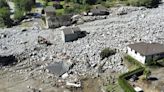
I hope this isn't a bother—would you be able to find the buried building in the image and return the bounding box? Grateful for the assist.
[61,27,87,42]
[45,15,72,29]
[88,6,110,16]
[46,61,72,77]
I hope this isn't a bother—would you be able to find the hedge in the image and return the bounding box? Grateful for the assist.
[118,78,135,92]
[118,67,145,92]
[126,0,161,8]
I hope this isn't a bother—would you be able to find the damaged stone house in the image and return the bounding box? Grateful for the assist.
[44,6,72,28]
[45,15,72,28]
[61,27,87,42]
[127,42,164,64]
[89,6,110,16]
[46,61,71,77]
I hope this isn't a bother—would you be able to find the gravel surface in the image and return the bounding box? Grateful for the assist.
[0,3,164,92]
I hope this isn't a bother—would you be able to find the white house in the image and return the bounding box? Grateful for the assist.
[127,42,164,64]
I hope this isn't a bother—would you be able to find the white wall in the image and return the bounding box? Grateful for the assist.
[61,31,65,42]
[127,47,146,64]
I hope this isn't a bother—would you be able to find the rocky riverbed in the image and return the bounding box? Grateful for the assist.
[0,2,164,92]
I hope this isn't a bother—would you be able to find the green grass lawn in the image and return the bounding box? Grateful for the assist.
[60,1,65,5]
[48,1,54,6]
[37,0,46,5]
[56,9,65,16]
[106,84,123,92]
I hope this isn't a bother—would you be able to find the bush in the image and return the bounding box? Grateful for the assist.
[0,7,13,27]
[0,0,9,8]
[64,7,75,14]
[0,17,5,27]
[85,0,98,5]
[100,48,116,60]
[82,4,92,12]
[101,0,119,8]
[64,4,85,14]
[14,10,24,20]
[127,0,161,8]
[53,3,63,9]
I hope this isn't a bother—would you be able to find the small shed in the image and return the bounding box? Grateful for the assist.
[89,6,109,16]
[46,61,71,77]
[45,14,72,28]
[61,27,80,42]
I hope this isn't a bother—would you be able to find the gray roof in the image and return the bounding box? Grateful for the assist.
[44,6,55,12]
[62,27,81,35]
[46,61,70,77]
[128,42,164,55]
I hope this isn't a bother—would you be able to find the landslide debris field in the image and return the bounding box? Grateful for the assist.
[0,3,164,92]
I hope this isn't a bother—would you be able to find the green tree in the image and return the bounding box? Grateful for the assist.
[14,0,34,13]
[14,10,24,20]
[0,0,9,8]
[0,0,12,27]
[0,17,5,27]
[0,7,10,18]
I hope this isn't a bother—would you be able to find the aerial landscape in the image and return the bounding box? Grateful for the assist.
[0,0,164,92]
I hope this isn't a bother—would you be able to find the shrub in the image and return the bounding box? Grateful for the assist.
[100,48,116,60]
[127,0,161,8]
[53,3,63,9]
[64,7,75,14]
[82,4,92,12]
[0,7,13,27]
[0,0,9,8]
[64,4,85,14]
[85,0,98,5]
[14,10,24,20]
[101,0,120,8]
[0,17,5,27]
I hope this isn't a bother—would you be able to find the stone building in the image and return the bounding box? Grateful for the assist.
[45,15,72,29]
[61,27,86,42]
[89,6,109,16]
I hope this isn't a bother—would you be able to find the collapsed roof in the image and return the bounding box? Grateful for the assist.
[46,61,72,77]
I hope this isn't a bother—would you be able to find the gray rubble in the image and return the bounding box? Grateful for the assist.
[0,3,164,91]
